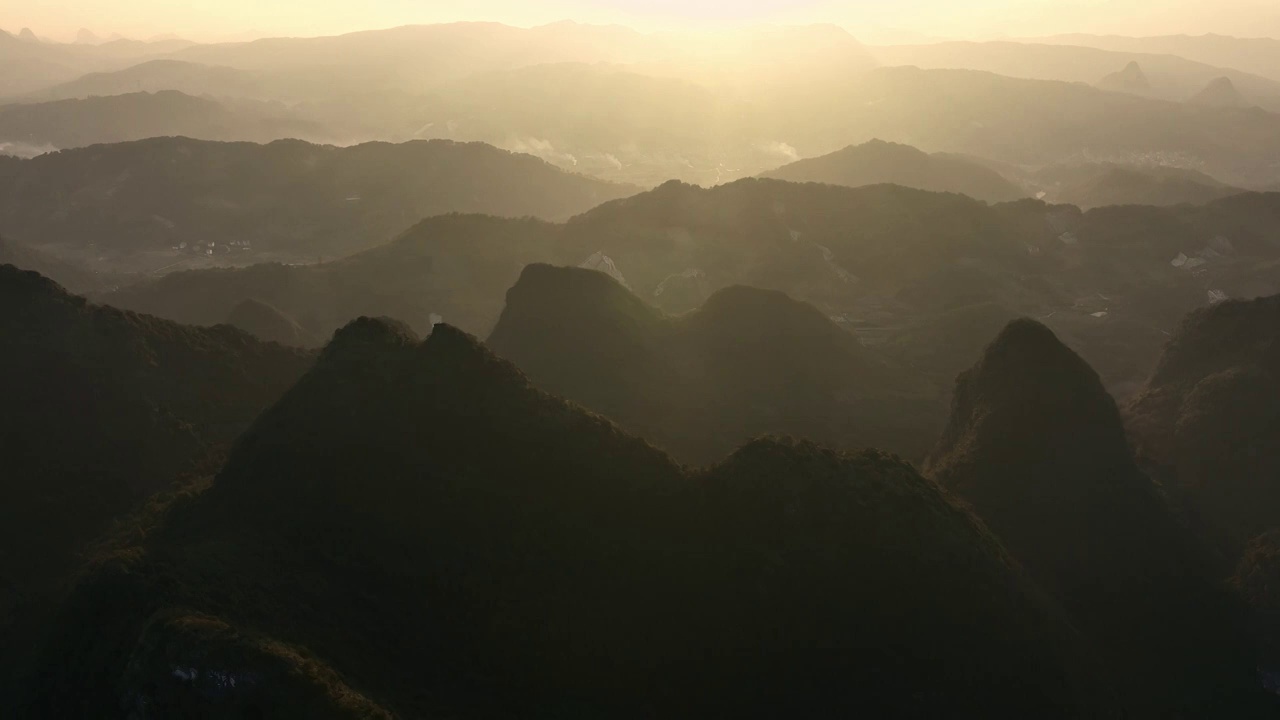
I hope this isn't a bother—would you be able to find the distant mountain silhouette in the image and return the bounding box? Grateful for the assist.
[1029,161,1244,209]
[1035,34,1280,84]
[0,90,325,150]
[0,136,638,263]
[1096,60,1153,95]
[0,265,311,664]
[1192,77,1250,108]
[488,264,939,464]
[760,139,1026,203]
[225,298,317,347]
[925,318,1257,712]
[1127,294,1280,554]
[872,41,1280,110]
[21,317,1089,717]
[28,59,268,102]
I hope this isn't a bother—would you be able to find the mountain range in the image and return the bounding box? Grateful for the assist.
[17,316,1092,717]
[0,136,637,270]
[97,180,1280,397]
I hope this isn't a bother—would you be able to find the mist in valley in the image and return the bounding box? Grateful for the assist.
[2,2,1280,717]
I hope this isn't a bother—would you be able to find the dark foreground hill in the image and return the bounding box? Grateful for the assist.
[925,318,1260,713]
[18,318,1091,717]
[0,136,638,268]
[488,264,939,464]
[0,265,312,657]
[1127,294,1280,554]
[758,139,1027,204]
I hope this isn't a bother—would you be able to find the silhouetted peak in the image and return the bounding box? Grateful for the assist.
[420,322,532,389]
[319,316,419,366]
[1097,61,1151,93]
[973,318,1101,388]
[0,263,67,298]
[846,138,922,156]
[17,28,38,42]
[495,263,658,332]
[1191,76,1248,108]
[0,264,81,315]
[653,178,698,195]
[693,285,831,331]
[513,262,627,298]
[926,318,1131,477]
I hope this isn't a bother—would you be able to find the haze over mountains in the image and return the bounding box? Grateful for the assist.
[8,22,1280,190]
[5,9,1280,717]
[99,178,1280,403]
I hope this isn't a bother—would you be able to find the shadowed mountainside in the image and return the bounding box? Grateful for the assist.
[20,318,1090,717]
[0,265,312,653]
[1127,294,1280,555]
[925,318,1258,713]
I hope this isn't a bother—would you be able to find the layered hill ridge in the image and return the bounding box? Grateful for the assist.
[26,316,1089,717]
[488,264,939,464]
[759,139,1027,203]
[926,318,1256,712]
[0,90,324,151]
[103,179,1280,396]
[0,136,638,264]
[1028,162,1244,209]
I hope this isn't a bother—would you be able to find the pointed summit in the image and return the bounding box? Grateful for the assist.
[1190,76,1249,108]
[74,28,99,44]
[17,28,38,43]
[926,318,1253,710]
[926,318,1132,486]
[1096,60,1151,95]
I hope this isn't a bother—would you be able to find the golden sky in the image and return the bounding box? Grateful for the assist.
[10,0,1280,43]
